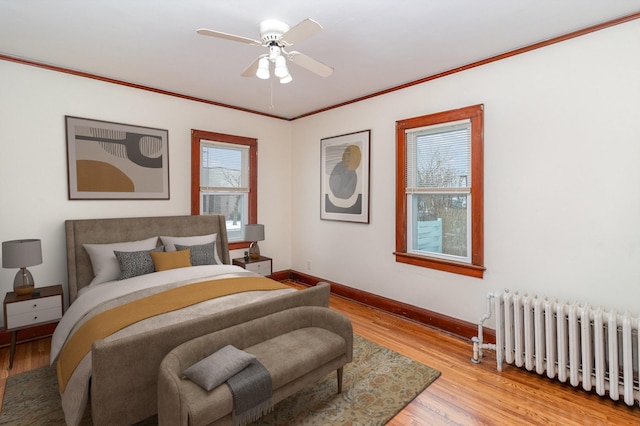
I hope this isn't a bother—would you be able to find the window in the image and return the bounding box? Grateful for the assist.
[395,104,485,278]
[191,130,257,249]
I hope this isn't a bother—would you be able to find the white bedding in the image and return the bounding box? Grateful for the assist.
[51,264,294,425]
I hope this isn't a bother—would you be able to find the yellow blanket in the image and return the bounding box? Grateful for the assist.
[56,276,289,392]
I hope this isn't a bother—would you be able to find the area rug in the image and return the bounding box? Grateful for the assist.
[0,335,440,425]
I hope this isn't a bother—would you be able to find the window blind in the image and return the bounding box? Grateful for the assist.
[200,141,249,192]
[406,119,471,193]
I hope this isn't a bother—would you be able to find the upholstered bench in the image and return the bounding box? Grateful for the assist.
[157,306,353,426]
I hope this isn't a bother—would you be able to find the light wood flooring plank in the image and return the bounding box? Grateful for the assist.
[0,282,639,425]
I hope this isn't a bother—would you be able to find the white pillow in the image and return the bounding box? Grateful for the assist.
[160,233,222,264]
[84,237,158,285]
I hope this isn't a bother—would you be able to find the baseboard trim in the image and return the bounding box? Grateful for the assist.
[2,271,494,347]
[286,270,495,342]
[269,270,291,282]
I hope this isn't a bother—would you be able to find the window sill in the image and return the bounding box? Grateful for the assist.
[394,252,485,278]
[229,241,251,251]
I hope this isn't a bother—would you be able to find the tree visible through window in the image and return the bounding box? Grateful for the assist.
[395,105,485,278]
[191,130,257,249]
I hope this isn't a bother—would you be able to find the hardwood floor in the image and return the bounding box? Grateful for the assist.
[1,283,639,425]
[0,335,51,401]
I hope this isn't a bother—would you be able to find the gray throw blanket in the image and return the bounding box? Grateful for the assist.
[226,360,273,426]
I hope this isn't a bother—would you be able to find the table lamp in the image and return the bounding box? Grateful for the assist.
[2,239,43,296]
[244,224,265,260]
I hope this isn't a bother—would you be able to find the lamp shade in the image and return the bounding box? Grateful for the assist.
[2,239,42,268]
[280,73,293,84]
[274,55,289,78]
[256,57,270,80]
[244,224,265,242]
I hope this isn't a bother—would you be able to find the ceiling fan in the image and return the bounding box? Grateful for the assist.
[197,18,333,84]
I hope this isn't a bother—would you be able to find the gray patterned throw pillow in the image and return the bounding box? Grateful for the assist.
[114,246,164,280]
[175,242,217,266]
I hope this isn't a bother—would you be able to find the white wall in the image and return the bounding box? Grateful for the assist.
[2,19,639,330]
[0,61,292,318]
[290,19,640,324]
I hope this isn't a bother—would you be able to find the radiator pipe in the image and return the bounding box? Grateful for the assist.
[471,292,497,364]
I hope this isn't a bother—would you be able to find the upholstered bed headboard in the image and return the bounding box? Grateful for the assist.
[65,215,230,303]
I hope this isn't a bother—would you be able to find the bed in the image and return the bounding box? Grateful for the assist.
[53,215,331,426]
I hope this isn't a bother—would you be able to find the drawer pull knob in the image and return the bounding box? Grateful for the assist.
[33,304,37,308]
[34,316,38,320]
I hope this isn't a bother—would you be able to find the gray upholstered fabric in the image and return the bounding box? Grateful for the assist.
[157,305,353,426]
[65,215,231,302]
[90,282,332,426]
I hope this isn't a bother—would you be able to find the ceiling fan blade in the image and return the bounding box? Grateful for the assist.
[196,28,262,46]
[241,56,263,77]
[280,18,323,45]
[287,51,333,77]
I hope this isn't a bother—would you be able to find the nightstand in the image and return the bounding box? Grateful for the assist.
[233,255,272,277]
[3,284,63,369]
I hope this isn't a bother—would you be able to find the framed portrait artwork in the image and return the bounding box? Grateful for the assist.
[65,116,169,200]
[320,130,370,223]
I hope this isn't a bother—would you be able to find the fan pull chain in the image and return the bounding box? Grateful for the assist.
[269,77,275,110]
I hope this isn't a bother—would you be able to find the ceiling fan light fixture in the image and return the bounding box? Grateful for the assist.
[260,20,290,44]
[274,55,289,78]
[197,18,332,81]
[269,45,281,60]
[280,73,293,84]
[256,57,270,79]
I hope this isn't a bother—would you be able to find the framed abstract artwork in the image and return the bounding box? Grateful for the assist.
[320,130,370,223]
[65,116,169,200]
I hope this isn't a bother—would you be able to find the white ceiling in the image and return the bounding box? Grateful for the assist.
[1,1,639,119]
